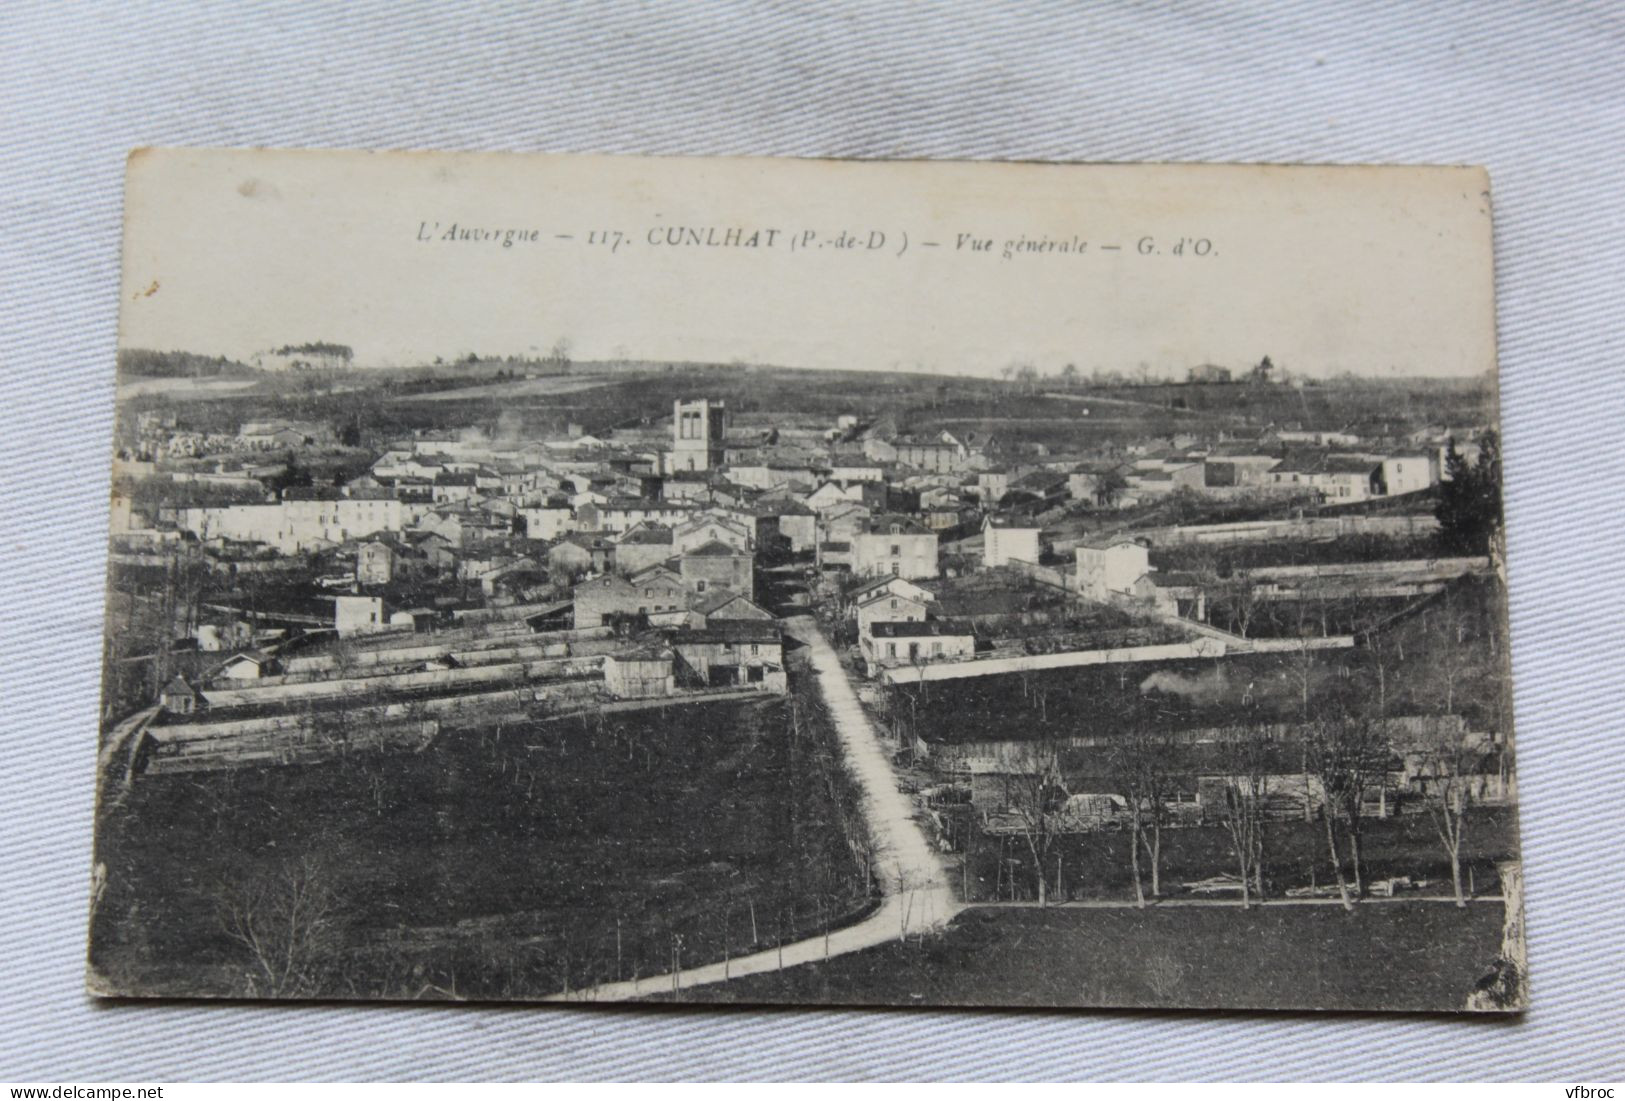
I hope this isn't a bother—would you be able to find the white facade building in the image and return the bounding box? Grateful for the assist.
[335,595,389,636]
[1075,536,1150,600]
[982,515,1042,568]
[176,496,404,554]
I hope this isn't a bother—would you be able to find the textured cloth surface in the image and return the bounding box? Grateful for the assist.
[3,1,1623,1082]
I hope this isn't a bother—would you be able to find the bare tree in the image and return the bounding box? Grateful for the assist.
[212,854,346,997]
[1187,550,1261,638]
[1284,637,1319,719]
[998,743,1066,906]
[1214,726,1271,908]
[546,336,574,373]
[884,680,924,751]
[1108,722,1180,906]
[1425,585,1485,716]
[1415,723,1491,906]
[308,693,356,757]
[309,679,387,759]
[1306,711,1390,907]
[1350,592,1400,718]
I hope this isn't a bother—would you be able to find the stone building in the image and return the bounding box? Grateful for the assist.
[573,572,689,629]
[679,539,754,595]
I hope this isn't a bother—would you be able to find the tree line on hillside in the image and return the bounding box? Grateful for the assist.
[271,342,353,362]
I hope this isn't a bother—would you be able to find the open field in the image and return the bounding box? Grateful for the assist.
[664,900,1508,1011]
[394,375,618,402]
[90,673,872,1000]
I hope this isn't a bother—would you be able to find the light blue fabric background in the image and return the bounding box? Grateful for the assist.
[3,1,1623,1082]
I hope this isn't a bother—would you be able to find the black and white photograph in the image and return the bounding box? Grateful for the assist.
[85,148,1525,1014]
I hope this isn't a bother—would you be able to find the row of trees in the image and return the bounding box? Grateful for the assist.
[955,574,1508,911]
[117,348,252,378]
[430,337,573,373]
[986,710,1492,913]
[270,341,353,366]
[997,355,1281,391]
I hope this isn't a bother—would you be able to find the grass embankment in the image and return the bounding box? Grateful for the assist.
[670,901,1507,1012]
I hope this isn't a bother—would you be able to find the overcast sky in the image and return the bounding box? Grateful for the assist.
[120,149,1496,379]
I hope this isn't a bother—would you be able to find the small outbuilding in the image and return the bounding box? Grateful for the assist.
[218,648,279,680]
[159,675,203,715]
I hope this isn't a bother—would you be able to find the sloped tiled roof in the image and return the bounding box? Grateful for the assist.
[617,524,674,545]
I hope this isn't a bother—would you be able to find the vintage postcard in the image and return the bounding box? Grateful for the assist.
[91,149,1523,1012]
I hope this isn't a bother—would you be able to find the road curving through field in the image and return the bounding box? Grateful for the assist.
[545,614,959,1002]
